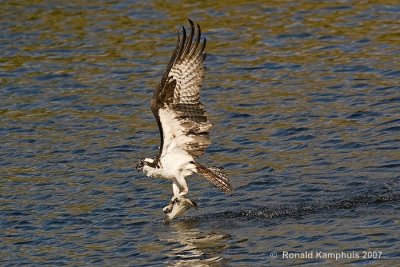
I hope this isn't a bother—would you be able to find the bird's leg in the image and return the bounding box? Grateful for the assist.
[171,181,180,202]
[176,176,189,199]
[163,182,180,214]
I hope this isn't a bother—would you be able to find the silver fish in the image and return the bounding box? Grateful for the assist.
[164,198,198,223]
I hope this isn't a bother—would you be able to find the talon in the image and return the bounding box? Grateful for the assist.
[163,207,171,214]
[163,203,173,214]
[171,197,180,204]
[190,199,198,210]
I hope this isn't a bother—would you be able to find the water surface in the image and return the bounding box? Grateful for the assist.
[1,1,399,266]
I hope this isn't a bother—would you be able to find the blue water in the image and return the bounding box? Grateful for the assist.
[1,1,399,266]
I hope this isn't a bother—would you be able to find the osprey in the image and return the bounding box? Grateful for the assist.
[136,19,233,220]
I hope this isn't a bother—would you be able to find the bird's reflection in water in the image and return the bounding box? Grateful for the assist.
[159,220,231,266]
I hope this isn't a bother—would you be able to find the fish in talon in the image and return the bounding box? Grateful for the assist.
[164,197,198,223]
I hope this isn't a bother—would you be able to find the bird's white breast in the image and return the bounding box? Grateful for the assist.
[160,147,195,179]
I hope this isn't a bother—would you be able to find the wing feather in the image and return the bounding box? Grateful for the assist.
[152,19,211,159]
[195,163,233,193]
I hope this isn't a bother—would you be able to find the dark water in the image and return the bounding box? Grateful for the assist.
[1,1,400,266]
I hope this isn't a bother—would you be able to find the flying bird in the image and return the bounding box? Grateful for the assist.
[136,19,233,220]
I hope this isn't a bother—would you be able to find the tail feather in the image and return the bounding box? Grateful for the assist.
[195,163,233,193]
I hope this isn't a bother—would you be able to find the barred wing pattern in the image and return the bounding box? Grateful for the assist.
[195,163,233,193]
[152,20,212,159]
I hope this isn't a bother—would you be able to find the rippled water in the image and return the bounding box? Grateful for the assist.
[1,1,399,266]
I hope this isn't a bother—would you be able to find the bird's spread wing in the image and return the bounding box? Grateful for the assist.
[151,20,212,160]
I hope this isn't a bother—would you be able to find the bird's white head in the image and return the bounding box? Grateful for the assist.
[135,158,155,172]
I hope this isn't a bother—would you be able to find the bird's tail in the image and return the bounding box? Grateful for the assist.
[195,163,233,193]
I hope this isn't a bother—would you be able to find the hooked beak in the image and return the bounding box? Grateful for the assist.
[136,160,144,171]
